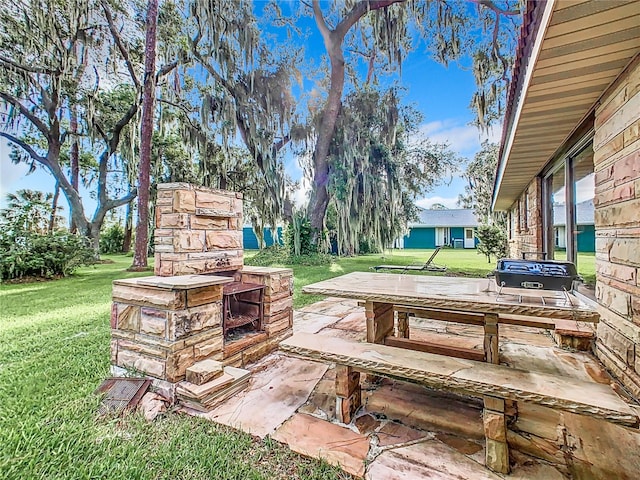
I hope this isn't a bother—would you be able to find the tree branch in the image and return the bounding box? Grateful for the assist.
[156,59,179,80]
[101,188,138,214]
[0,92,51,139]
[109,100,139,155]
[335,0,406,40]
[0,131,48,165]
[312,0,332,44]
[0,56,60,75]
[491,12,509,81]
[472,0,519,16]
[191,46,236,95]
[100,0,141,89]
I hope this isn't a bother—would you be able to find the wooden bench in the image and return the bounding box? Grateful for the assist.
[280,332,638,474]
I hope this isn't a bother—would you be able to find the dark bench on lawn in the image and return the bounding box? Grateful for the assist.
[280,332,638,474]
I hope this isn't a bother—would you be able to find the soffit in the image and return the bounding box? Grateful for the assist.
[494,0,640,210]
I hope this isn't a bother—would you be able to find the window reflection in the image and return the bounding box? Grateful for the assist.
[543,141,595,286]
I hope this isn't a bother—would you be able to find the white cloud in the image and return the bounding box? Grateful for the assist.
[415,196,461,210]
[418,119,502,158]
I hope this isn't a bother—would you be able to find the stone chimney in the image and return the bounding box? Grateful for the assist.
[154,183,244,277]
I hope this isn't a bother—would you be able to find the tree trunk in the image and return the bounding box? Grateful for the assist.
[308,37,345,243]
[122,198,134,253]
[132,0,158,269]
[307,0,403,244]
[70,107,79,233]
[49,181,60,233]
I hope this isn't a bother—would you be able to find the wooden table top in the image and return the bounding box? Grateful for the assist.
[302,272,599,322]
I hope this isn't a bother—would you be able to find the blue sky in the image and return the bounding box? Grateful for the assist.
[0,2,501,215]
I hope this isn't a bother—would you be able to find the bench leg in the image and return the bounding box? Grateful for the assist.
[483,313,500,364]
[397,311,410,339]
[483,396,509,474]
[335,365,361,424]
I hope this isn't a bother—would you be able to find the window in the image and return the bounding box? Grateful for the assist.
[542,135,594,281]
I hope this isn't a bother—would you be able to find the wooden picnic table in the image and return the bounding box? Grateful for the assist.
[301,272,599,364]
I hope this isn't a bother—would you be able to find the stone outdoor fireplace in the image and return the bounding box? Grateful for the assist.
[110,183,293,400]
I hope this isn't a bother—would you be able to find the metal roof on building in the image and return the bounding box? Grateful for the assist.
[410,208,479,228]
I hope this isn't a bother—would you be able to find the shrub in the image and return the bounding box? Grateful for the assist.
[100,224,126,254]
[0,232,95,280]
[475,224,508,263]
[283,213,315,256]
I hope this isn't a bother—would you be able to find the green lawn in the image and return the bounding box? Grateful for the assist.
[0,248,594,478]
[245,248,499,308]
[0,256,349,480]
[551,250,596,286]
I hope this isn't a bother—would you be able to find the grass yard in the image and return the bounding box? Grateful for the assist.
[246,248,501,309]
[0,248,594,478]
[0,256,350,480]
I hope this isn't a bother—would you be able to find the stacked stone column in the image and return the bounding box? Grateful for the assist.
[155,183,244,276]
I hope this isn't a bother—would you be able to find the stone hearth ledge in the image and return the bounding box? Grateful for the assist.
[114,274,233,290]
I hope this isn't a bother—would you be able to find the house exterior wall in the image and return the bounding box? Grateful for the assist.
[242,227,283,250]
[506,178,544,258]
[577,224,595,253]
[402,227,478,249]
[450,227,464,246]
[403,227,436,249]
[592,60,640,397]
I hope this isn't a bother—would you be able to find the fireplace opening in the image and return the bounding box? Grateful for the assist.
[223,282,265,340]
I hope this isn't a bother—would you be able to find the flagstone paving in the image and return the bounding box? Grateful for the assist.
[199,354,327,438]
[185,296,639,479]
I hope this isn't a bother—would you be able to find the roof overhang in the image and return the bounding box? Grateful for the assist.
[493,0,640,211]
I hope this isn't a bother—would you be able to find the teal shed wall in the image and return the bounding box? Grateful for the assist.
[402,226,478,249]
[243,227,283,249]
[450,227,464,245]
[577,224,595,252]
[403,227,436,249]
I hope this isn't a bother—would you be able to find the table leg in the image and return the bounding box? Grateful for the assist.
[484,313,499,364]
[365,301,375,343]
[365,301,394,344]
[397,311,410,339]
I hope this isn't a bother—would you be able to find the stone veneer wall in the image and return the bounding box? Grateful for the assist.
[111,277,226,397]
[155,183,244,276]
[506,177,544,258]
[592,58,640,398]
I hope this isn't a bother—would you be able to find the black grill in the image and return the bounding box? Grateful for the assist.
[494,258,579,291]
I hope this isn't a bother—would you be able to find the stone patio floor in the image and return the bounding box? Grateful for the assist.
[180,297,640,479]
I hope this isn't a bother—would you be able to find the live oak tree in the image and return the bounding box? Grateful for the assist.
[188,1,300,226]
[321,87,458,255]
[0,0,142,252]
[304,0,520,243]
